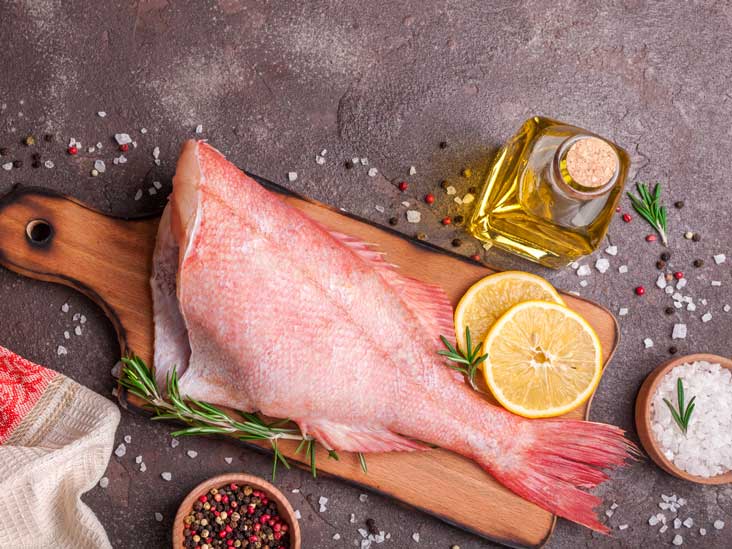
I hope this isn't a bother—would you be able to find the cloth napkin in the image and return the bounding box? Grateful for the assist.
[0,345,120,548]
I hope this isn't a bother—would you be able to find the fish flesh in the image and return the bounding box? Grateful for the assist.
[152,140,636,532]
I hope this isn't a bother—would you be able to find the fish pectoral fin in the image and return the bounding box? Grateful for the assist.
[299,420,428,453]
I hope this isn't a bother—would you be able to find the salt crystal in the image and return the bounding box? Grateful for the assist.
[94,160,106,173]
[148,187,157,196]
[401,201,410,207]
[665,286,675,295]
[2,162,12,171]
[195,124,203,134]
[713,254,726,265]
[134,189,143,201]
[406,210,421,223]
[605,509,614,517]
[412,532,420,542]
[454,196,463,205]
[674,518,682,529]
[595,257,610,274]
[375,205,385,213]
[446,186,456,195]
[701,299,708,306]
[659,524,668,533]
[224,457,233,464]
[187,450,198,459]
[318,496,328,512]
[140,128,147,134]
[409,166,416,176]
[152,146,160,159]
[618,265,628,274]
[351,157,360,165]
[97,111,106,117]
[349,513,356,523]
[96,142,103,149]
[674,302,682,309]
[672,534,683,546]
[294,510,301,519]
[44,160,55,169]
[61,303,69,313]
[75,326,82,336]
[649,515,659,526]
[579,280,588,287]
[114,133,132,145]
[686,302,696,312]
[672,324,687,339]
[287,172,298,182]
[701,312,712,323]
[315,155,325,165]
[577,265,591,277]
[153,181,162,189]
[359,493,368,502]
[123,435,131,444]
[618,524,628,530]
[73,313,80,322]
[610,502,618,510]
[135,455,142,464]
[57,345,67,356]
[619,308,628,316]
[170,438,179,448]
[713,520,725,530]
[114,443,126,457]
[117,155,127,164]
[161,472,172,481]
[462,193,475,204]
[712,281,722,286]
[570,262,579,270]
[605,245,618,256]
[333,533,341,540]
[64,331,70,340]
[88,146,96,154]
[368,167,378,177]
[699,528,706,535]
[656,273,668,289]
[99,477,109,488]
[724,304,731,312]
[676,278,687,289]
[683,518,693,528]
[360,157,369,166]
[644,338,654,349]
[358,528,368,538]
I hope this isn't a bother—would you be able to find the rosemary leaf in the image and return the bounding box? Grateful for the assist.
[358,452,368,474]
[627,182,668,246]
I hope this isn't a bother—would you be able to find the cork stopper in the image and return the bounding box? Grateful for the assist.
[565,137,618,188]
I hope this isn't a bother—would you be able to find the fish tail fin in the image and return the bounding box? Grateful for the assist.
[481,419,639,533]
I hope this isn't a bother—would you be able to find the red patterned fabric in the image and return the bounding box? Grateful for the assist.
[0,346,57,444]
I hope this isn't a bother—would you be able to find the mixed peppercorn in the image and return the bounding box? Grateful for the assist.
[182,483,290,549]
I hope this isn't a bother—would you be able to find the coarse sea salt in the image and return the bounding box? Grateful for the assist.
[650,361,732,478]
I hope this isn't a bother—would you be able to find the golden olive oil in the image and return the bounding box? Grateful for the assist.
[468,116,629,268]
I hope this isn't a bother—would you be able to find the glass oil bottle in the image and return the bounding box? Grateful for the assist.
[467,116,629,268]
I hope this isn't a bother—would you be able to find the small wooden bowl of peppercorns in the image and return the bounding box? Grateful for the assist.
[173,473,301,549]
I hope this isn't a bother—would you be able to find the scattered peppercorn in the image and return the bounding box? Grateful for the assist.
[470,254,481,262]
[665,307,675,315]
[388,217,398,226]
[119,143,129,152]
[0,147,9,156]
[439,141,448,149]
[344,159,354,169]
[693,259,704,268]
[23,135,36,146]
[416,232,427,241]
[660,252,671,261]
[684,231,694,240]
[674,201,684,209]
[622,213,632,223]
[467,186,477,194]
[635,286,645,296]
[398,181,408,192]
[692,232,701,242]
[453,214,464,224]
[440,180,449,191]
[44,133,54,143]
[366,518,379,536]
[665,273,673,282]
[451,238,462,247]
[656,260,666,270]
[12,160,22,169]
[441,217,451,226]
[68,145,78,155]
[424,193,435,205]
[31,152,40,161]
[182,483,289,548]
[673,271,684,280]
[31,160,41,169]
[645,234,657,242]
[668,346,678,355]
[615,206,621,213]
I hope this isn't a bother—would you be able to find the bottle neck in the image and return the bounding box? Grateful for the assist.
[551,135,619,201]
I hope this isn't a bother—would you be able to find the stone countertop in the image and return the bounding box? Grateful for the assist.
[1,1,731,548]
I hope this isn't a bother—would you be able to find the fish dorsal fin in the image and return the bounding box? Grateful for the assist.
[327,229,455,344]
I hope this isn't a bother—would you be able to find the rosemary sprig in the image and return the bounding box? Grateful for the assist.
[627,182,668,246]
[438,327,488,391]
[119,355,368,477]
[663,377,696,435]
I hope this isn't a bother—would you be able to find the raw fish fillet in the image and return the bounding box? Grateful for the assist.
[152,140,636,532]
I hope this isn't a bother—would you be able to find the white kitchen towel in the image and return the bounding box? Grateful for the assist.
[0,345,120,548]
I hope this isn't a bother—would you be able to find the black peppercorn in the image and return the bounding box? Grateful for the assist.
[439,141,448,149]
[440,180,449,190]
[692,233,701,242]
[674,201,684,209]
[467,186,477,194]
[668,346,678,355]
[44,133,54,142]
[665,307,675,315]
[12,160,22,169]
[660,252,671,261]
[451,238,462,247]
[656,260,666,270]
[31,152,41,161]
[388,217,398,226]
[344,160,354,169]
[453,215,464,224]
[0,147,8,156]
[366,518,379,536]
[31,160,41,169]
[693,259,704,268]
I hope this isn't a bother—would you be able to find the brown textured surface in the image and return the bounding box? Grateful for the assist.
[1,2,732,548]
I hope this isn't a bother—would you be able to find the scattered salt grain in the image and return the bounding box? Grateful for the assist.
[134,189,143,201]
[368,167,378,177]
[570,262,579,270]
[724,305,731,312]
[605,245,618,256]
[445,186,456,195]
[61,303,69,313]
[375,205,385,213]
[97,111,106,117]
[713,254,726,265]
[409,166,417,176]
[161,472,172,481]
[401,201,410,207]
[187,450,198,459]
[618,524,628,530]
[64,331,70,340]
[576,264,591,277]
[644,338,654,349]
[605,509,614,518]
[114,443,126,457]
[114,133,132,145]
[291,488,300,493]
[294,510,301,519]
[412,532,420,542]
[287,172,298,182]
[360,157,369,166]
[152,146,160,160]
[154,512,163,522]
[406,210,421,223]
[224,457,233,464]
[135,455,142,464]
[94,160,106,173]
[699,527,706,535]
[712,281,722,287]
[595,257,610,273]
[659,524,668,533]
[318,496,328,512]
[44,160,54,169]
[88,147,96,154]
[454,196,463,205]
[74,326,82,336]
[656,273,668,289]
[123,435,131,444]
[359,494,368,502]
[99,477,109,488]
[358,528,368,538]
[618,265,629,274]
[462,193,475,204]
[57,345,68,356]
[315,155,325,165]
[701,312,712,323]
[152,181,162,190]
[96,142,103,150]
[195,124,203,134]
[672,534,683,546]
[333,533,341,540]
[170,438,179,448]
[713,520,725,530]
[610,502,618,510]
[579,280,588,288]
[674,518,682,529]
[140,128,147,134]
[672,324,687,339]
[686,302,696,312]
[682,518,693,528]
[148,187,157,196]
[2,162,13,171]
[349,513,356,523]
[619,308,628,316]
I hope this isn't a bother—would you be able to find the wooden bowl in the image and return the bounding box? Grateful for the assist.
[635,353,732,484]
[172,473,301,549]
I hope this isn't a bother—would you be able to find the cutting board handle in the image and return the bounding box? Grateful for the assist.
[0,186,159,364]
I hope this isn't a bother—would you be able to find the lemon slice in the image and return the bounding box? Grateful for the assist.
[482,300,602,418]
[454,271,564,353]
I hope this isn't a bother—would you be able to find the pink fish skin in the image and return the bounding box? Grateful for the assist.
[152,140,637,533]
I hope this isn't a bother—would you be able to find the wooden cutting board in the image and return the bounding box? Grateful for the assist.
[0,182,619,548]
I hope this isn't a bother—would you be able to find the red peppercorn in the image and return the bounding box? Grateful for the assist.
[674,271,684,280]
[425,193,435,204]
[274,523,282,532]
[615,206,621,212]
[635,286,645,296]
[268,519,276,526]
[645,234,657,242]
[398,181,408,192]
[230,501,237,508]
[222,495,229,504]
[441,217,451,225]
[249,535,259,543]
[214,494,222,502]
[261,497,268,505]
[225,525,233,533]
[230,483,238,490]
[227,541,234,546]
[274,532,283,540]
[470,254,481,261]
[67,145,78,155]
[622,213,632,222]
[198,495,208,503]
[119,143,129,152]
[219,530,227,538]
[281,524,289,533]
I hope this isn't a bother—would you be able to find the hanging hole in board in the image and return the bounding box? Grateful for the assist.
[26,219,53,246]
